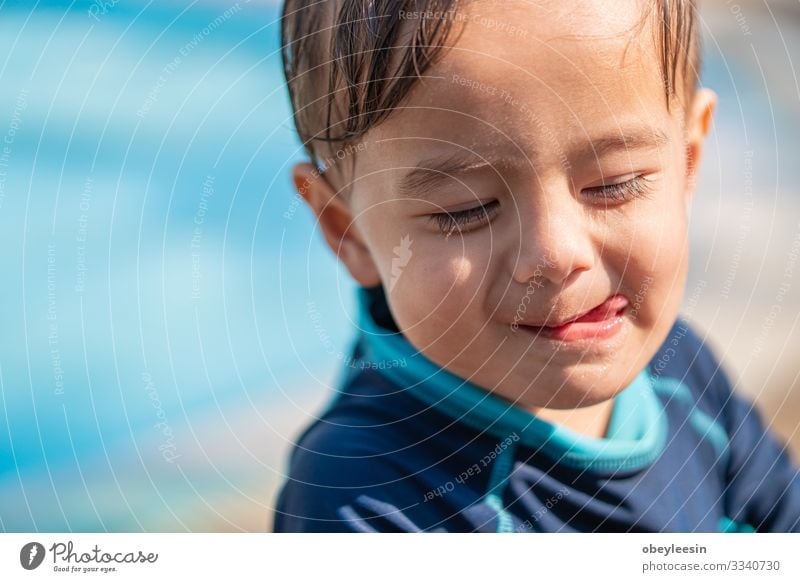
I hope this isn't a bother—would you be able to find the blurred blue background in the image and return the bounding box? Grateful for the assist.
[1,0,798,531]
[0,0,358,531]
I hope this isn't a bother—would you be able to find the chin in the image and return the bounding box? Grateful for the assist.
[518,372,629,410]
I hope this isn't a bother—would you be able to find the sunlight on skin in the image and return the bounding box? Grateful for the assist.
[294,0,716,438]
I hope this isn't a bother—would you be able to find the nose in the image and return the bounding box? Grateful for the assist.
[509,187,595,286]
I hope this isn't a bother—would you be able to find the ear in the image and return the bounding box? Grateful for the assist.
[684,88,717,204]
[292,162,382,287]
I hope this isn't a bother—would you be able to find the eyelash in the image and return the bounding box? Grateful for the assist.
[428,200,500,236]
[427,176,650,235]
[583,175,652,202]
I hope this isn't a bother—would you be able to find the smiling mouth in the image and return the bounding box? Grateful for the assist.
[518,294,629,342]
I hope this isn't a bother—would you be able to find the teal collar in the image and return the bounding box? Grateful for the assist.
[356,286,667,473]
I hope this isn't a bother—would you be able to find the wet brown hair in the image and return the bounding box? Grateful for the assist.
[280,0,700,185]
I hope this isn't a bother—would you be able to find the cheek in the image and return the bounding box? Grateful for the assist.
[358,202,497,338]
[385,240,493,336]
[619,202,689,328]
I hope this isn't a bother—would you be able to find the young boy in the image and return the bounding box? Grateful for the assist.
[273,0,800,532]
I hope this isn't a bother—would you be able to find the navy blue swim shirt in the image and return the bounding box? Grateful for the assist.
[274,285,800,532]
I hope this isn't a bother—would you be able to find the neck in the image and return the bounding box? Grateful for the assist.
[528,398,616,439]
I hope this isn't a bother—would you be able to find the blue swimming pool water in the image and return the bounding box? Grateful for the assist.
[0,0,359,530]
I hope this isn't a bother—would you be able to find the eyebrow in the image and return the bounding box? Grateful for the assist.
[584,128,670,159]
[396,150,502,200]
[394,127,670,199]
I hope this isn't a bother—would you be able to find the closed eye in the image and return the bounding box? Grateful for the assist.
[428,200,500,236]
[582,175,652,203]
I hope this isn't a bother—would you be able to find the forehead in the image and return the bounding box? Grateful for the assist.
[354,0,672,182]
[448,0,657,93]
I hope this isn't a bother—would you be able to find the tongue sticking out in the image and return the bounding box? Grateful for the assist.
[524,294,629,342]
[551,294,628,327]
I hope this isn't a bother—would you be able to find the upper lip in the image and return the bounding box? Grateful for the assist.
[519,297,609,328]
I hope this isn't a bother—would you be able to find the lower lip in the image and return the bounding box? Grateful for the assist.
[521,294,628,342]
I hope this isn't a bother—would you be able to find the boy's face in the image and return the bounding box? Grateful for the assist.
[296,0,716,409]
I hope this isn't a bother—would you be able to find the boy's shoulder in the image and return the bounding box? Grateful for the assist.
[273,362,460,531]
[284,370,416,475]
[651,318,800,532]
[647,315,757,470]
